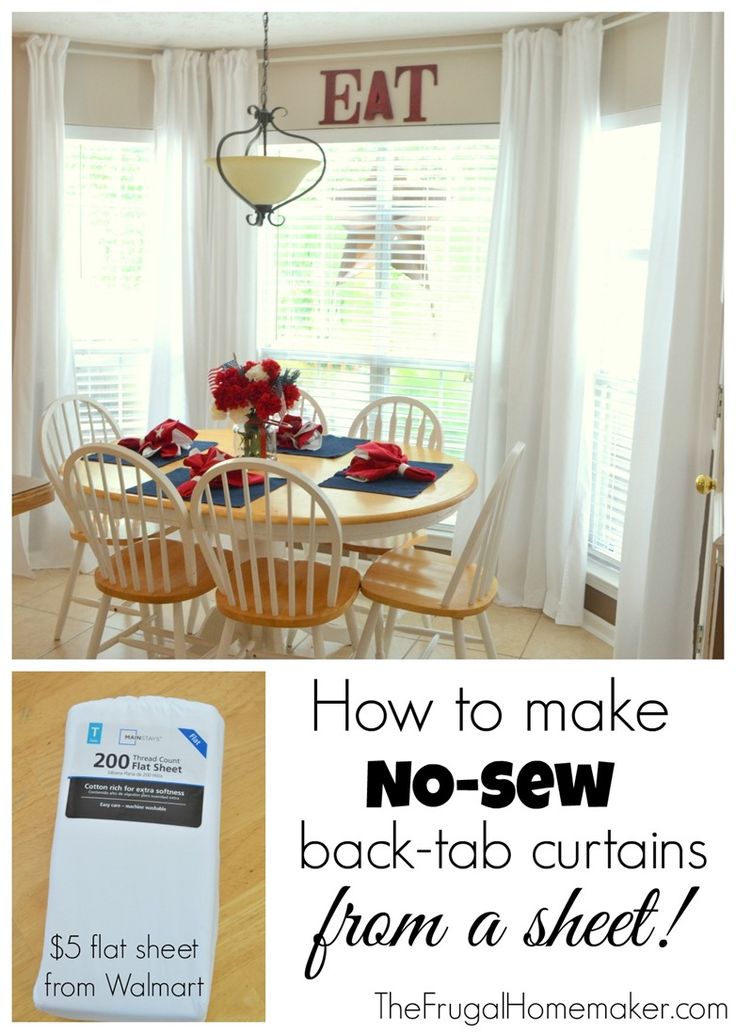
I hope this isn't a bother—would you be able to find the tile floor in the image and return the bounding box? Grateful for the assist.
[13,568,613,660]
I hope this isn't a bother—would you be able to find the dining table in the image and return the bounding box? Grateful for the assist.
[74,426,478,655]
[12,474,55,516]
[81,425,478,543]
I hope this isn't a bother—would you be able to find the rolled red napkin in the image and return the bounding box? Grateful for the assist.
[343,441,437,482]
[276,414,323,451]
[176,447,265,499]
[118,419,197,459]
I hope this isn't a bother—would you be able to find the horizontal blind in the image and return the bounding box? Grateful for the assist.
[64,137,154,434]
[258,138,498,455]
[588,372,638,563]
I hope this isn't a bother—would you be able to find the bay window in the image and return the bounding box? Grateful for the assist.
[61,116,659,581]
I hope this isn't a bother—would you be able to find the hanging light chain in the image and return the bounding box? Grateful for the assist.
[210,8,326,225]
[260,11,270,111]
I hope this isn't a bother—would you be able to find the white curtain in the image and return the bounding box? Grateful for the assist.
[614,14,723,659]
[149,50,209,424]
[149,47,258,428]
[455,17,602,625]
[200,49,258,425]
[12,35,76,572]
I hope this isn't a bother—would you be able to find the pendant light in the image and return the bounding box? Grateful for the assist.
[206,12,326,226]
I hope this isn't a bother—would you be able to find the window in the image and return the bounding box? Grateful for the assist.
[586,118,661,569]
[64,129,154,434]
[257,135,498,456]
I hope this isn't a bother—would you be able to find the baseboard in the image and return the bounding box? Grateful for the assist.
[583,609,615,647]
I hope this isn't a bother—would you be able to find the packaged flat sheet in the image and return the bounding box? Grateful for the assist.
[33,696,225,1022]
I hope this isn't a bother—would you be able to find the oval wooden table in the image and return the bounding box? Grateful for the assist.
[73,429,478,656]
[184,428,478,542]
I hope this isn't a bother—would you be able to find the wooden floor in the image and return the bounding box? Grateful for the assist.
[12,671,265,1023]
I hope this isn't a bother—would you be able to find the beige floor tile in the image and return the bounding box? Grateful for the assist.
[522,614,613,659]
[12,569,70,605]
[40,619,214,660]
[16,571,103,626]
[415,640,488,660]
[485,603,541,656]
[13,605,92,659]
[14,568,613,662]
[40,625,150,661]
[417,604,540,658]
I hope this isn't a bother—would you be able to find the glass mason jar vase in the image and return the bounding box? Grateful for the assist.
[233,418,276,459]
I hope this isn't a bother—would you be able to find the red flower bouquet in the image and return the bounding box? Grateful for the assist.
[210,359,301,424]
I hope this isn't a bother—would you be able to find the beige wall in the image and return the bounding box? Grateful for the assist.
[600,13,667,117]
[65,50,154,129]
[271,35,503,131]
[51,15,668,133]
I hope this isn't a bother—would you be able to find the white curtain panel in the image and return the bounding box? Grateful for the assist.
[614,14,724,659]
[150,48,258,428]
[202,49,259,425]
[455,17,602,625]
[149,50,210,425]
[12,35,77,571]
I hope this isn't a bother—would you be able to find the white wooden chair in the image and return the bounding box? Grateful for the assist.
[189,458,361,658]
[37,395,131,639]
[345,395,445,652]
[63,443,219,659]
[355,442,525,659]
[295,389,329,433]
[348,395,443,451]
[345,395,444,560]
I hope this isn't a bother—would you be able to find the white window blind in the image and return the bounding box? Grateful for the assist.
[587,120,660,567]
[64,134,154,434]
[257,137,498,455]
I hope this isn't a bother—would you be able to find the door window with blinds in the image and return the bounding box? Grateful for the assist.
[257,136,499,456]
[64,129,154,434]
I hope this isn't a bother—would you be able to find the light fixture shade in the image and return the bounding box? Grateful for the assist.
[205,155,321,206]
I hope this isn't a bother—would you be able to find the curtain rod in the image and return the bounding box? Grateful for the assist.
[64,13,652,63]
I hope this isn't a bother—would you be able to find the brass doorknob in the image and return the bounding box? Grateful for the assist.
[695,474,717,495]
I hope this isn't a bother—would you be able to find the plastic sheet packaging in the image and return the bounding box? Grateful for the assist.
[33,696,225,1021]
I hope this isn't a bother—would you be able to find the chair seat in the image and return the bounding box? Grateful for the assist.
[95,540,218,604]
[215,558,361,628]
[361,545,498,618]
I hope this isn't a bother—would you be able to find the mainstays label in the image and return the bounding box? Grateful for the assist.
[66,777,204,828]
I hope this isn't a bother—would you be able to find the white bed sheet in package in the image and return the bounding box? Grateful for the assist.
[33,696,225,1022]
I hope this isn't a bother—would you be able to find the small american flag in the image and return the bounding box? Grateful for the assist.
[208,358,240,394]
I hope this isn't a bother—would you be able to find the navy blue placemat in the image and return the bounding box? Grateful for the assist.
[126,465,286,507]
[319,462,453,498]
[94,440,219,468]
[277,434,369,459]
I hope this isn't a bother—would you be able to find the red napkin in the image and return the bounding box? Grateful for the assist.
[118,419,197,460]
[176,447,265,499]
[276,414,323,451]
[343,441,437,482]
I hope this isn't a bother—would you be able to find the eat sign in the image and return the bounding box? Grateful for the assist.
[319,64,439,125]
